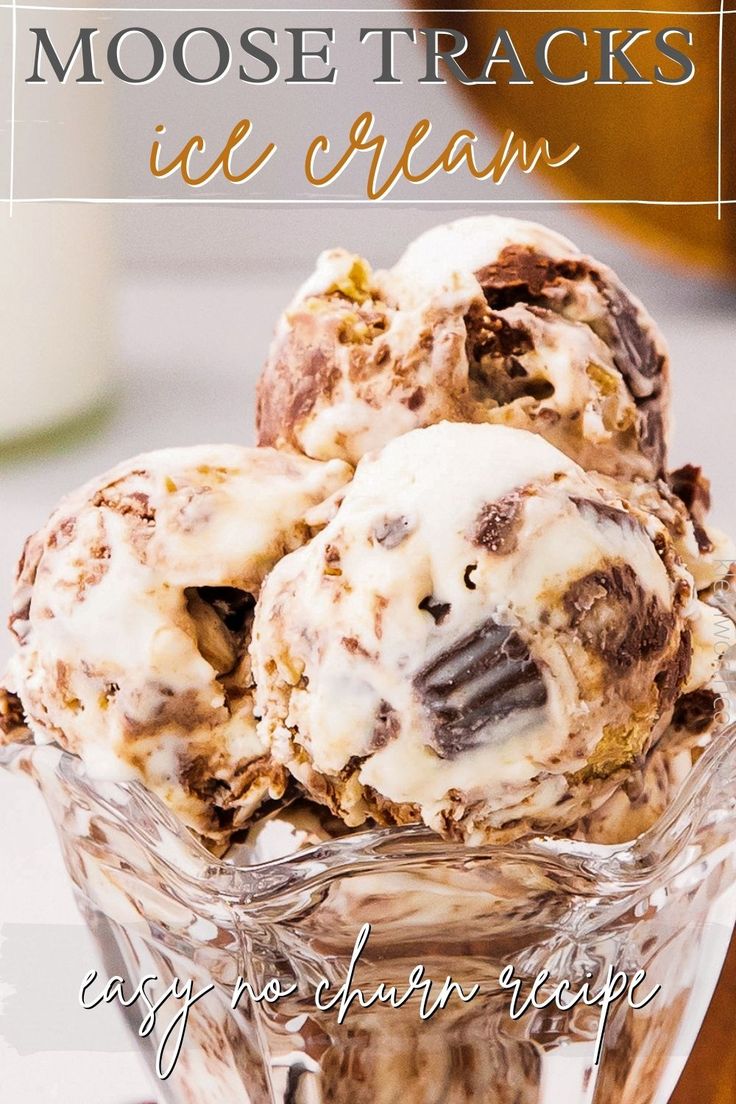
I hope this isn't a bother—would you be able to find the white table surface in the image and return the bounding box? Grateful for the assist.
[1,276,734,1103]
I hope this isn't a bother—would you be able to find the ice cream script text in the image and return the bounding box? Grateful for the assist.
[79,922,660,1080]
[148,112,580,197]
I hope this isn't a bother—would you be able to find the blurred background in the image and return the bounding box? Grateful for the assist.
[1,1,734,1101]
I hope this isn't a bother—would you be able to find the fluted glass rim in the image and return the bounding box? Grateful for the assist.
[4,720,736,918]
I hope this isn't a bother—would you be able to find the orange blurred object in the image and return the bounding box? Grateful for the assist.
[416,2,735,276]
[670,931,736,1103]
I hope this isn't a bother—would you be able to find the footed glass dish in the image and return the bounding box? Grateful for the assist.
[3,724,736,1104]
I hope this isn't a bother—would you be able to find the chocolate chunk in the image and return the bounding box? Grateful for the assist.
[464,305,559,407]
[373,515,414,549]
[474,493,525,555]
[405,386,425,411]
[0,687,28,744]
[636,395,667,474]
[463,564,478,590]
[590,271,662,387]
[465,302,534,361]
[470,359,555,406]
[418,595,451,625]
[415,619,547,758]
[474,246,577,308]
[571,496,642,534]
[257,333,342,448]
[583,271,666,472]
[668,464,714,552]
[253,297,387,451]
[370,699,401,750]
[565,563,674,675]
[654,628,692,711]
[672,687,721,734]
[669,463,711,518]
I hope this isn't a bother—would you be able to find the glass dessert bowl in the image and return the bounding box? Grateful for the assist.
[3,719,736,1104]
[3,213,735,1104]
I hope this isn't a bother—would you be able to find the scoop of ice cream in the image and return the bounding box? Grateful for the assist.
[6,444,351,845]
[256,216,669,479]
[252,423,724,843]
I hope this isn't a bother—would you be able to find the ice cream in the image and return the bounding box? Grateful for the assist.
[3,213,732,859]
[570,684,724,844]
[606,466,735,593]
[5,444,351,846]
[0,684,28,745]
[252,422,725,843]
[256,216,669,480]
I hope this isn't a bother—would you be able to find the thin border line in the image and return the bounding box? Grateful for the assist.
[8,0,16,217]
[0,5,733,12]
[4,4,731,212]
[717,0,725,218]
[1,197,733,205]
